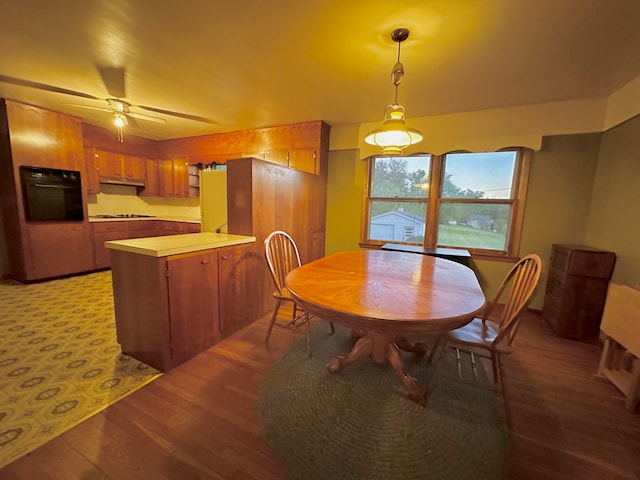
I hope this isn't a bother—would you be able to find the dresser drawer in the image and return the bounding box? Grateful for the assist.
[550,244,616,278]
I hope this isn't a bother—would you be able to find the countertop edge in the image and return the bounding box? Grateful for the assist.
[89,216,201,224]
[105,233,256,257]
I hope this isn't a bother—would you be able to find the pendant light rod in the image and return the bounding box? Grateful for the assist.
[364,27,423,155]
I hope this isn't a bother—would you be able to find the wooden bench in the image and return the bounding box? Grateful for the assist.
[597,283,640,412]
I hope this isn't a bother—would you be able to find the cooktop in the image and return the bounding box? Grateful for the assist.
[93,214,156,218]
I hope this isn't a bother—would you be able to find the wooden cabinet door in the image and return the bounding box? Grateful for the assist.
[141,159,161,196]
[289,148,319,175]
[84,148,100,194]
[125,220,159,238]
[218,243,256,335]
[172,158,189,197]
[159,159,175,196]
[123,155,146,182]
[167,251,220,365]
[91,221,129,269]
[97,151,124,179]
[26,222,94,280]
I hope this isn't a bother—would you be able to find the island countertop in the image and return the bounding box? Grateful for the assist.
[105,232,256,257]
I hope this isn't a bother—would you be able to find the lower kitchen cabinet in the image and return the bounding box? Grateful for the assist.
[218,243,258,335]
[26,221,94,280]
[92,222,129,269]
[110,244,249,371]
[166,251,220,366]
[91,220,202,269]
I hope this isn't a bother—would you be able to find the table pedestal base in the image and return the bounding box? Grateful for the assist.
[325,331,427,402]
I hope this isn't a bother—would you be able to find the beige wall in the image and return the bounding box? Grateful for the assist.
[586,115,640,288]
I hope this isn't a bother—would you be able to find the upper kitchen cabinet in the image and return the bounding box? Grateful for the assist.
[1,99,85,170]
[159,120,330,176]
[84,147,100,194]
[140,158,161,197]
[0,99,94,282]
[123,155,146,183]
[159,157,190,197]
[83,148,147,193]
[81,122,161,192]
[96,151,145,185]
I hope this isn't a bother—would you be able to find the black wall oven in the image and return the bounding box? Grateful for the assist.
[20,166,84,221]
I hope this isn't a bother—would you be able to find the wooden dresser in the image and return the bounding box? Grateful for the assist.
[543,244,616,341]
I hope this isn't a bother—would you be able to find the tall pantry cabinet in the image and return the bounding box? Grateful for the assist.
[0,99,94,282]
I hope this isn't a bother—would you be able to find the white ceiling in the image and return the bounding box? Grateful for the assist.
[2,0,640,141]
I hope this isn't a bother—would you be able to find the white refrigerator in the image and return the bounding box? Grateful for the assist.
[200,170,228,233]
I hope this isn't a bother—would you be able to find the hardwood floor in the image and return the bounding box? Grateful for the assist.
[2,309,639,479]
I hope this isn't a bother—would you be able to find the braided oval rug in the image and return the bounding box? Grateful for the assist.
[258,324,508,480]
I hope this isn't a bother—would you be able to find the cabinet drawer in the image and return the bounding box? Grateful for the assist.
[126,220,156,232]
[92,221,128,233]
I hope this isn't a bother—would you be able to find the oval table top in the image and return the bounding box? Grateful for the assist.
[286,249,486,335]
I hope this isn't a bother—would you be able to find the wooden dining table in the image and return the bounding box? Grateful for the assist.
[285,249,486,401]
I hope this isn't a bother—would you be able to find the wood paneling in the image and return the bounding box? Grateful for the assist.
[81,123,160,158]
[160,120,330,175]
[226,157,328,319]
[0,99,93,282]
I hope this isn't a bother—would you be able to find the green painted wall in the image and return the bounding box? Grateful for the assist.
[325,149,364,255]
[586,115,640,288]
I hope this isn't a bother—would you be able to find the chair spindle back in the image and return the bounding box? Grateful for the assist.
[484,254,543,346]
[264,230,302,295]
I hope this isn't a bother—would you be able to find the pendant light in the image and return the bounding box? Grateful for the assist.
[365,28,423,155]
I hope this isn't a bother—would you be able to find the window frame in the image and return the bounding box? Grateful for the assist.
[360,147,532,260]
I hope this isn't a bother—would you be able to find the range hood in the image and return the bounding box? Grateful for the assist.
[98,176,145,187]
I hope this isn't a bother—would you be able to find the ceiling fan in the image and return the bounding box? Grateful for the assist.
[0,66,215,140]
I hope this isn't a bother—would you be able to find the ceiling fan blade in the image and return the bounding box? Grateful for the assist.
[137,105,216,123]
[128,112,168,124]
[96,66,126,98]
[63,102,112,113]
[0,74,100,99]
[125,115,139,128]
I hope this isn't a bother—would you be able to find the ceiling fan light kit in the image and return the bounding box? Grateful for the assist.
[0,68,213,143]
[365,27,423,155]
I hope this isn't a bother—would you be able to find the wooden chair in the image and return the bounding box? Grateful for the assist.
[264,230,333,357]
[426,253,543,428]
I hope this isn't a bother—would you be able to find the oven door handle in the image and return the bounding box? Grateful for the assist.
[32,183,77,189]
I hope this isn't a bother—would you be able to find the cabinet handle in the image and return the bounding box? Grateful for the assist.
[201,258,214,264]
[72,226,83,231]
[220,254,233,260]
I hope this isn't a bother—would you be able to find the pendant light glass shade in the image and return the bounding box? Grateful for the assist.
[365,28,423,155]
[365,104,423,155]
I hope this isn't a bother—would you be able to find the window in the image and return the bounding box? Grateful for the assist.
[361,148,531,259]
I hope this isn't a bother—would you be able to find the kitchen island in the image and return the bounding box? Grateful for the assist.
[106,232,257,371]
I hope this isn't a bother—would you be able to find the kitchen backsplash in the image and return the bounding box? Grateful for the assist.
[87,184,201,219]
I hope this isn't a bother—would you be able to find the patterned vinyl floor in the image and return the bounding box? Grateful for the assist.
[0,271,161,468]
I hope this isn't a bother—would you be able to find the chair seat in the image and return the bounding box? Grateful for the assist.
[445,318,500,347]
[427,253,543,430]
[273,287,293,300]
